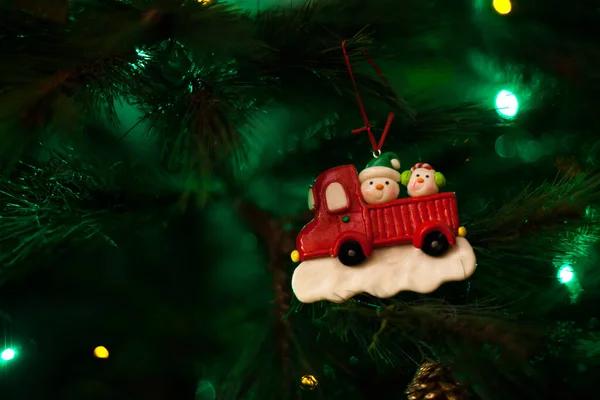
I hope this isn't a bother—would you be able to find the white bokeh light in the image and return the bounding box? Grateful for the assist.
[495,90,519,118]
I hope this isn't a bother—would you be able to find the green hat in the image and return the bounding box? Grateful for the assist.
[358,152,401,183]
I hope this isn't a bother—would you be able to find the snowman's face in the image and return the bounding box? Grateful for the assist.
[408,167,439,197]
[361,177,400,204]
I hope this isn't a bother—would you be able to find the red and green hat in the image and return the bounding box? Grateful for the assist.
[358,152,401,183]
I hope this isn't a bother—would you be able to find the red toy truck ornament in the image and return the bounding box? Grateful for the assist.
[290,165,467,266]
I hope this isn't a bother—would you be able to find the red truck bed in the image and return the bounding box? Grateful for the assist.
[368,192,460,246]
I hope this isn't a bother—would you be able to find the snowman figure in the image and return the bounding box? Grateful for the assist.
[400,163,446,197]
[358,152,402,204]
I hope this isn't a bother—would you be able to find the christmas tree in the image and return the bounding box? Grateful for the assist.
[1,0,600,399]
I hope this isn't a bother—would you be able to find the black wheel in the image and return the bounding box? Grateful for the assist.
[338,241,366,266]
[421,231,450,257]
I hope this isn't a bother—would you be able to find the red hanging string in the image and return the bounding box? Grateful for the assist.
[341,40,395,156]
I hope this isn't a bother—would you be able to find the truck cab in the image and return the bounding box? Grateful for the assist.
[293,165,373,265]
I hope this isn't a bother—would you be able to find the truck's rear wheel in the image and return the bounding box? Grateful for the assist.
[421,231,450,257]
[338,241,366,266]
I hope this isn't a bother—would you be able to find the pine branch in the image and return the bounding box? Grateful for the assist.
[0,149,175,280]
[0,16,145,166]
[250,3,411,119]
[469,172,600,245]
[0,0,252,168]
[0,55,142,171]
[465,172,600,295]
[405,102,501,141]
[295,298,541,366]
[293,300,545,399]
[65,0,251,54]
[130,43,258,175]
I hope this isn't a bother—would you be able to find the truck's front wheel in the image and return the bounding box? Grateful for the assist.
[338,241,366,266]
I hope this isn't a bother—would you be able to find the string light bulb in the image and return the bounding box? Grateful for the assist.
[93,346,109,359]
[493,0,512,15]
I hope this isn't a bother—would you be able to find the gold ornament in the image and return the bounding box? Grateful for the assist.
[300,374,319,390]
[405,361,469,400]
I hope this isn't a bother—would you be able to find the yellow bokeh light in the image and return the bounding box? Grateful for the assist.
[94,346,109,359]
[197,0,212,4]
[493,0,512,14]
[300,374,318,390]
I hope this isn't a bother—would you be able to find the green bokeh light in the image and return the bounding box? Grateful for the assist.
[1,348,15,361]
[495,90,519,118]
[557,264,575,284]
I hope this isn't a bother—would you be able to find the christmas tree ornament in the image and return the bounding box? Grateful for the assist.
[405,360,469,400]
[289,161,475,303]
[299,374,319,390]
[290,43,476,304]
